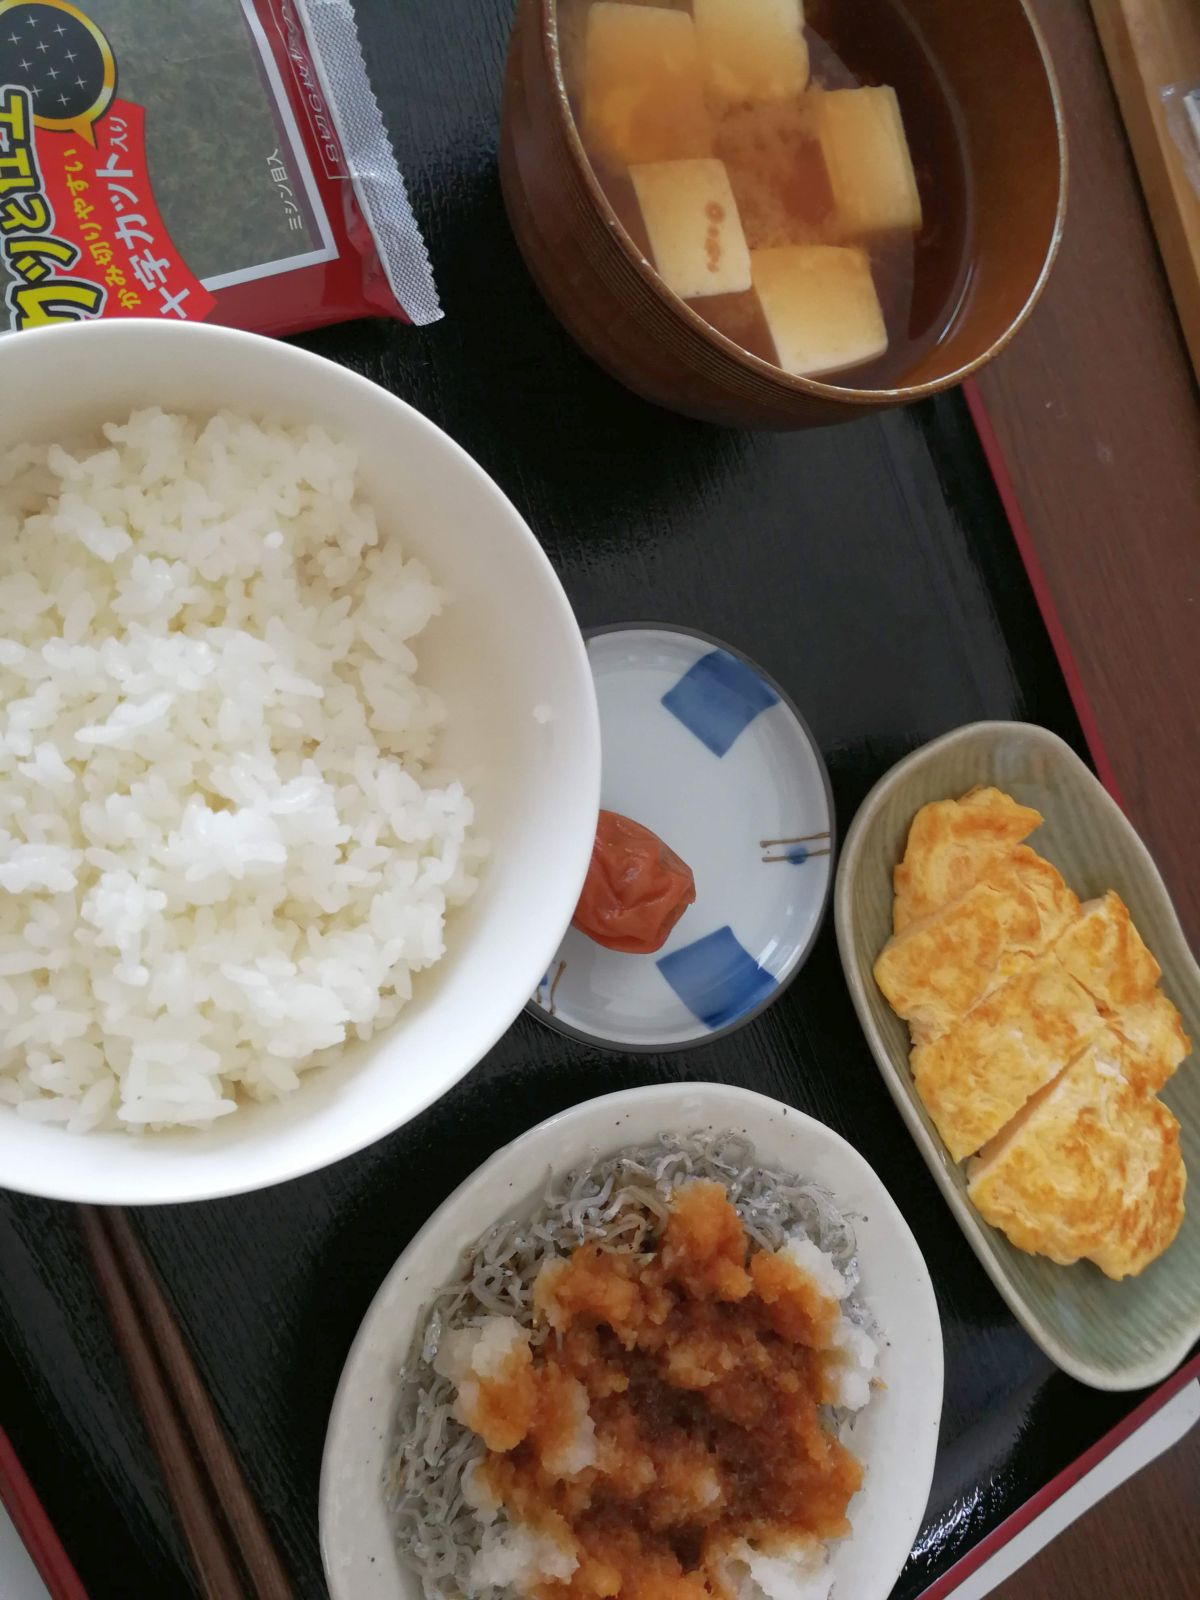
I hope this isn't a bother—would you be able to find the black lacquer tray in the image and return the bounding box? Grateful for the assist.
[0,2,1186,1596]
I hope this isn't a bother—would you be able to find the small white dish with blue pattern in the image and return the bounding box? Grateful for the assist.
[529,625,834,1051]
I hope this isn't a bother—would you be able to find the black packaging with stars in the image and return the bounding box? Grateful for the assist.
[0,0,441,333]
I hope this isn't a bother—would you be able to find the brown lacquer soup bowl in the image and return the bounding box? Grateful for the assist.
[500,0,1066,428]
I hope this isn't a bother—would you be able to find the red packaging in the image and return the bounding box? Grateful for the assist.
[0,0,441,336]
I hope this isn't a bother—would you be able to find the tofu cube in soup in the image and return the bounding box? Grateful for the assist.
[631,159,752,299]
[582,3,713,167]
[815,87,923,236]
[693,0,810,108]
[751,245,887,376]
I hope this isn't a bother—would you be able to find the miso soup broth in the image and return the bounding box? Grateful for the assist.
[557,0,972,388]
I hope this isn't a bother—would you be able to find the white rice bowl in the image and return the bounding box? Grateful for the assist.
[0,321,600,1203]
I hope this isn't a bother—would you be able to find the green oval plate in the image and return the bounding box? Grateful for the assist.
[835,721,1200,1391]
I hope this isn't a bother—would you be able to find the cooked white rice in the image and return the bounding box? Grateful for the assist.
[0,408,482,1132]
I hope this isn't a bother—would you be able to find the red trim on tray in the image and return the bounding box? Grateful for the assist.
[963,380,1126,806]
[0,1427,89,1600]
[916,1352,1200,1600]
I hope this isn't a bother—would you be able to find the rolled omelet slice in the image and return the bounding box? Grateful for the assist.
[967,1031,1186,1279]
[874,845,1080,1043]
[1111,989,1192,1093]
[1051,891,1189,1090]
[911,956,1105,1162]
[1053,891,1161,1012]
[892,787,1043,934]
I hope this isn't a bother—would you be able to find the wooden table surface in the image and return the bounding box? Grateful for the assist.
[972,1,1200,1594]
[991,1411,1200,1600]
[976,0,1200,948]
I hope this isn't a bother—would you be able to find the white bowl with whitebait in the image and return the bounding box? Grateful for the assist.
[320,1083,944,1600]
[0,320,600,1203]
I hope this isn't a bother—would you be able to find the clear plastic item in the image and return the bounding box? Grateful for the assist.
[1162,81,1200,199]
[0,0,441,335]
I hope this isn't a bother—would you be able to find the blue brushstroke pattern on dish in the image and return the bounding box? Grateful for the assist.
[657,926,777,1030]
[661,649,779,758]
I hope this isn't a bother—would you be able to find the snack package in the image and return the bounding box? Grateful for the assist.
[0,0,441,335]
